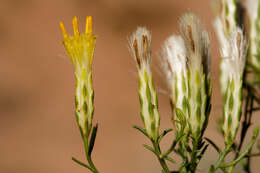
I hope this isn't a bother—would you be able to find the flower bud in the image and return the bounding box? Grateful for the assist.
[162,13,211,137]
[161,35,188,131]
[222,28,247,145]
[213,0,239,95]
[129,27,160,140]
[180,13,212,137]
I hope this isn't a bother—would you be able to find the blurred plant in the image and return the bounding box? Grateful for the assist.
[60,16,99,173]
[247,0,260,73]
[211,0,260,172]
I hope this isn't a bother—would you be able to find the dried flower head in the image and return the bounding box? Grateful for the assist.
[162,36,187,83]
[161,35,188,131]
[179,13,212,137]
[129,27,160,140]
[129,27,152,69]
[225,28,247,79]
[222,27,247,144]
[161,13,211,137]
[212,0,239,95]
[180,13,211,77]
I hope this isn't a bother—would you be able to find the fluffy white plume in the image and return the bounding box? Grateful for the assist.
[161,35,187,86]
[128,27,152,68]
[224,28,247,81]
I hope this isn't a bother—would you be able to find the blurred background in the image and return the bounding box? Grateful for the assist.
[0,0,259,172]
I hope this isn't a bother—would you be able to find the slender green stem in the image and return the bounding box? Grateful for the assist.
[231,88,255,173]
[227,166,234,173]
[72,157,93,171]
[177,135,189,173]
[162,133,183,158]
[209,145,231,173]
[188,136,202,172]
[83,136,99,173]
[222,128,259,171]
[205,137,221,153]
[234,57,260,173]
[152,140,170,173]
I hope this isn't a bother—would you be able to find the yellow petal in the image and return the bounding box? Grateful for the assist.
[59,21,68,39]
[86,16,92,35]
[73,16,79,36]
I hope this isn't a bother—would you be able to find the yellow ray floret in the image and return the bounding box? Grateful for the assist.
[72,16,79,36]
[60,16,96,73]
[59,21,68,39]
[86,16,92,35]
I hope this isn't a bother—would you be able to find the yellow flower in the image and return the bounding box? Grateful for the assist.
[60,16,96,136]
[60,16,96,76]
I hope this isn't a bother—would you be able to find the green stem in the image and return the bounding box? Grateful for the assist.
[178,136,189,173]
[189,137,201,172]
[209,145,231,173]
[162,133,183,158]
[83,136,99,173]
[222,127,259,170]
[227,166,234,173]
[152,140,170,173]
[72,157,93,171]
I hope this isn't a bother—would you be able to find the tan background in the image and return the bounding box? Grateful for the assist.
[0,0,259,172]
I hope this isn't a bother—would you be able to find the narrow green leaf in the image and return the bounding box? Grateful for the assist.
[133,125,149,138]
[175,76,179,100]
[83,84,87,97]
[72,157,93,171]
[165,156,175,164]
[205,137,221,153]
[196,89,202,105]
[143,144,158,155]
[198,144,209,160]
[158,128,173,142]
[228,93,234,112]
[88,124,98,156]
[83,101,88,114]
[220,127,259,168]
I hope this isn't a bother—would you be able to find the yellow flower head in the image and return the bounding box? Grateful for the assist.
[60,16,96,76]
[60,17,96,136]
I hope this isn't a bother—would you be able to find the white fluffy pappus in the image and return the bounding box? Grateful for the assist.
[128,27,152,69]
[180,13,211,75]
[223,27,248,81]
[161,35,187,85]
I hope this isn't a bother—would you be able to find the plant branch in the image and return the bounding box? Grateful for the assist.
[152,140,171,173]
[209,145,231,173]
[222,127,259,170]
[72,157,93,171]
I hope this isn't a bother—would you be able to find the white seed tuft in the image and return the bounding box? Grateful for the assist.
[128,27,152,69]
[161,35,187,86]
[224,27,247,81]
[180,13,211,75]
